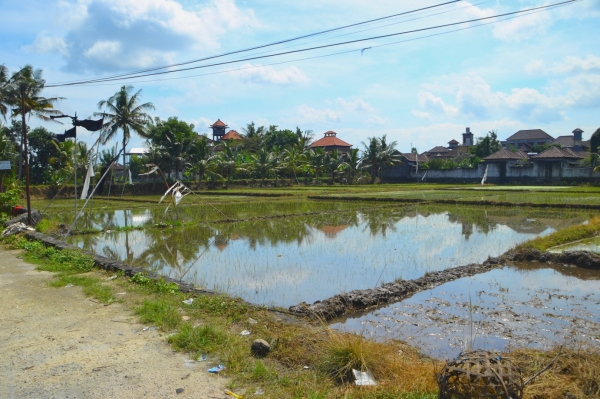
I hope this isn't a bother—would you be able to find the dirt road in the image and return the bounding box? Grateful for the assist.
[0,248,228,398]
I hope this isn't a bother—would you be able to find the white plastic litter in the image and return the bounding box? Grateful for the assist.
[240,330,251,336]
[248,317,257,324]
[182,298,194,305]
[352,369,376,386]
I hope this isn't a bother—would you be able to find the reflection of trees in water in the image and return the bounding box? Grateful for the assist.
[67,203,592,274]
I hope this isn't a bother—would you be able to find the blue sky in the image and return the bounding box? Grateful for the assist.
[1,0,599,153]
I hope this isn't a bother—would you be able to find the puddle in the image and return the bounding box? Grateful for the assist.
[331,264,600,359]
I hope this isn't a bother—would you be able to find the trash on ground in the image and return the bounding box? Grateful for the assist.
[107,275,118,280]
[2,222,27,236]
[208,364,226,373]
[176,388,184,394]
[64,284,74,288]
[353,369,376,386]
[248,317,257,324]
[240,330,251,336]
[303,365,309,370]
[199,354,207,361]
[254,388,265,395]
[116,292,126,295]
[182,298,194,305]
[182,316,190,321]
[142,327,149,332]
[225,390,244,398]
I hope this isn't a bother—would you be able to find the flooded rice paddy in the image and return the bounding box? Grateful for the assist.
[38,193,600,357]
[332,263,600,359]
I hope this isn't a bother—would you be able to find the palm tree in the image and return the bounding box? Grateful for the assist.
[340,148,361,184]
[7,65,62,223]
[250,148,278,186]
[282,144,306,184]
[324,150,344,184]
[361,135,402,184]
[0,64,11,120]
[214,141,247,188]
[95,85,154,172]
[308,148,325,183]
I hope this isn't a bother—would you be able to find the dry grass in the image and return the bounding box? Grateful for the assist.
[318,329,438,394]
[512,346,600,399]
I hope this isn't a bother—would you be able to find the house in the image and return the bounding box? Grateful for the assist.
[310,131,352,154]
[483,148,530,180]
[503,129,554,151]
[550,128,588,151]
[221,130,243,141]
[531,146,587,178]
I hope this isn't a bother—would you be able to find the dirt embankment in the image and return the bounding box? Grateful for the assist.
[0,249,227,399]
[289,249,600,321]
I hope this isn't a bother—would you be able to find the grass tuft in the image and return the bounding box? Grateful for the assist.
[517,216,600,251]
[168,323,228,358]
[135,299,181,331]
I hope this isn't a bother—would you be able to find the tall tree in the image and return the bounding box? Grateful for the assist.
[340,148,361,183]
[361,135,401,183]
[7,65,62,223]
[28,126,60,184]
[148,117,196,179]
[0,64,11,120]
[95,85,154,172]
[471,130,501,158]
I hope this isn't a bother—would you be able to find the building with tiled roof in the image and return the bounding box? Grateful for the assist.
[504,129,554,149]
[532,147,587,160]
[550,128,587,151]
[310,131,352,154]
[210,119,228,142]
[484,148,529,161]
[222,130,243,141]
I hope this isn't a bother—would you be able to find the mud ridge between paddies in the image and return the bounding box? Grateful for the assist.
[288,248,600,320]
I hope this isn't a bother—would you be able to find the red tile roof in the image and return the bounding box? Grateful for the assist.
[310,131,352,148]
[210,119,228,128]
[222,130,243,140]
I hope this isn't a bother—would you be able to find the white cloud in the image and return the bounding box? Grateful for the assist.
[232,64,309,85]
[335,98,374,113]
[413,72,597,122]
[22,32,69,56]
[526,55,600,75]
[367,115,389,125]
[296,105,342,124]
[493,9,553,41]
[417,92,459,118]
[43,0,257,72]
[84,40,121,59]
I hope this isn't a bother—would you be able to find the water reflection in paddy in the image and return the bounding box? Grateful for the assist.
[332,264,600,359]
[68,205,589,307]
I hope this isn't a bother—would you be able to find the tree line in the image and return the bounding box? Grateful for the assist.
[0,65,403,192]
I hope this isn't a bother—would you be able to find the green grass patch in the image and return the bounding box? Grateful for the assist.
[49,274,115,304]
[168,323,229,357]
[135,298,182,331]
[517,216,600,251]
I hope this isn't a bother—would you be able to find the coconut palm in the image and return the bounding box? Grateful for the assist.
[250,148,278,186]
[307,147,325,183]
[324,150,344,184]
[340,148,361,184]
[0,64,11,120]
[282,144,306,184]
[361,135,402,184]
[95,85,154,172]
[213,141,247,188]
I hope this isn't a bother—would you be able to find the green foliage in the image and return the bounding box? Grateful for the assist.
[136,299,181,330]
[517,216,600,251]
[590,127,600,154]
[470,130,501,158]
[168,323,228,357]
[11,239,95,273]
[28,126,60,184]
[129,272,180,293]
[49,274,115,304]
[189,294,248,322]
[263,125,299,150]
[530,143,562,154]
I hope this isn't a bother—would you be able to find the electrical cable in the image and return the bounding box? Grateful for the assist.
[46,0,579,88]
[47,0,461,86]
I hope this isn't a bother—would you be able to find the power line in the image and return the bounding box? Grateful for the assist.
[47,0,461,86]
[58,7,555,88]
[46,0,579,88]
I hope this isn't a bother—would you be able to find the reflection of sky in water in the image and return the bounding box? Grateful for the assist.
[332,266,600,360]
[71,212,557,307]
